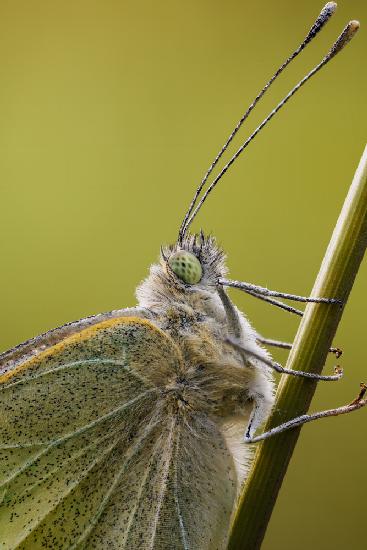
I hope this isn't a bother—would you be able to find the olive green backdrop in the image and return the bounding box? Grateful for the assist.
[0,1,366,548]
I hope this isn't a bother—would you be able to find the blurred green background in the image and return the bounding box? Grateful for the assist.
[0,1,366,548]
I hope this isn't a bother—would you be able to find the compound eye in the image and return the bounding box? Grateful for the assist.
[168,251,202,285]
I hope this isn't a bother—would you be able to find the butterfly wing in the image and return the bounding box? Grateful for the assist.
[0,316,236,549]
[0,306,152,376]
[85,412,237,550]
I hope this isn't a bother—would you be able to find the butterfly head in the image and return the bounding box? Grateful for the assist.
[136,233,227,311]
[162,232,227,289]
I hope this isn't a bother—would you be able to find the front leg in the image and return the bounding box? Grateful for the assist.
[217,283,243,339]
[218,285,273,439]
[217,284,275,438]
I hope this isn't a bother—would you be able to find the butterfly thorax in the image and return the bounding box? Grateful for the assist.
[135,236,265,419]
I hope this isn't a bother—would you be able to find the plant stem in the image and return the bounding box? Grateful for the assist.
[228,144,367,550]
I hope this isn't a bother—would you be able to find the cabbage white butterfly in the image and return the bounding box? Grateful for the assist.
[0,3,364,549]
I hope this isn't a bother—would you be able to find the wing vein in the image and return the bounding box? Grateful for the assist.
[70,414,164,549]
[2,425,122,494]
[173,422,190,550]
[1,356,154,391]
[148,416,177,550]
[0,388,157,449]
[12,433,124,549]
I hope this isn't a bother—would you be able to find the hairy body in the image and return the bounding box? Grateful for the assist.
[0,234,274,549]
[137,233,275,483]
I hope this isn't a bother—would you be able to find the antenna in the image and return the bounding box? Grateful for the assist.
[178,6,359,242]
[178,2,337,244]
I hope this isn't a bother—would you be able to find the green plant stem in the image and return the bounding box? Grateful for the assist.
[228,144,367,550]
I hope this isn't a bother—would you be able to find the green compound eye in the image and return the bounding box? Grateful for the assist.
[168,251,203,285]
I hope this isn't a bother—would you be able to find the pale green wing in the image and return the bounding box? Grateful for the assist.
[13,413,236,550]
[0,316,237,549]
[85,413,237,550]
[0,317,182,549]
[0,306,152,376]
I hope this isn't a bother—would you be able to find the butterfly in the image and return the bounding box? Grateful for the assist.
[0,3,363,549]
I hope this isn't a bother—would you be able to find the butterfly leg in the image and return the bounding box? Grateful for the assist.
[217,283,244,339]
[217,285,342,379]
[227,336,343,381]
[245,398,267,440]
[244,291,304,316]
[244,384,367,444]
[218,278,343,306]
[256,334,342,358]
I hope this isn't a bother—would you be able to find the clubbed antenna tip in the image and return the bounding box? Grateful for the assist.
[325,1,337,11]
[306,2,337,45]
[328,20,360,59]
